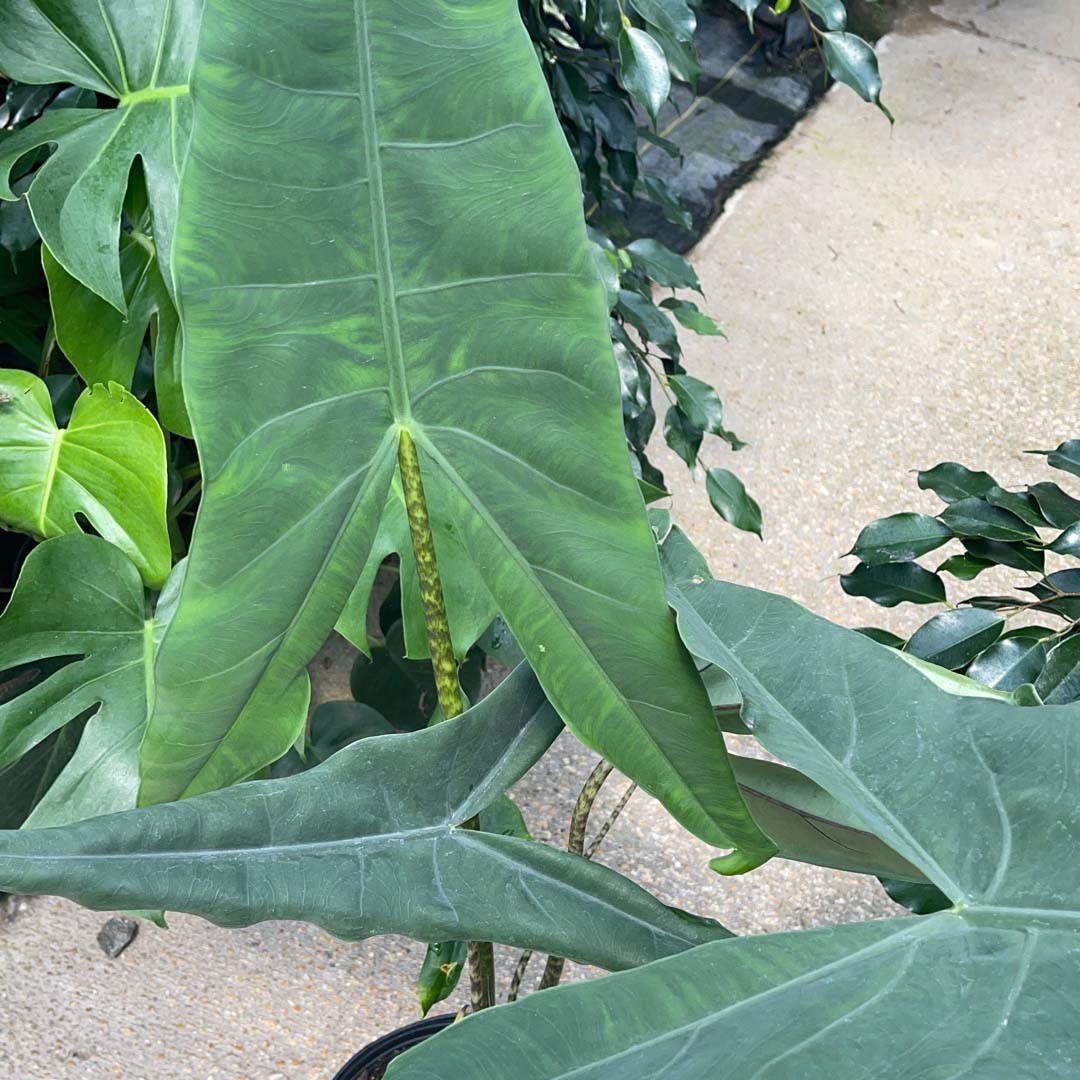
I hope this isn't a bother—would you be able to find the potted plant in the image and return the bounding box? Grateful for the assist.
[3,1,1074,1076]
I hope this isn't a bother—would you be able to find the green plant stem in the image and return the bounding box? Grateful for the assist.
[397,427,496,1010]
[538,759,615,990]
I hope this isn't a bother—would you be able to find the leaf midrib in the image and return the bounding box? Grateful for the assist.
[354,0,410,421]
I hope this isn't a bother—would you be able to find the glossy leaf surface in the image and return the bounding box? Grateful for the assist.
[0,666,731,969]
[144,0,771,864]
[0,369,169,586]
[849,511,952,564]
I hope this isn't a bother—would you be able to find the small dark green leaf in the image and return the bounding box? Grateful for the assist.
[984,486,1049,530]
[960,595,1018,612]
[617,289,680,356]
[904,609,1003,671]
[417,939,466,1016]
[1049,522,1080,558]
[937,554,992,581]
[663,406,702,469]
[801,0,846,30]
[618,27,671,122]
[918,462,996,504]
[966,633,1050,692]
[940,497,1040,543]
[1034,636,1080,705]
[660,298,724,336]
[706,468,761,537]
[854,627,905,648]
[1028,482,1080,529]
[849,512,952,565]
[961,538,1044,574]
[642,176,692,230]
[625,239,700,291]
[667,374,724,435]
[1020,570,1080,620]
[1028,440,1080,479]
[840,562,946,607]
[820,32,892,120]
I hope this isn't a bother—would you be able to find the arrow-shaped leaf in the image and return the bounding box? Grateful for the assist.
[141,0,772,866]
[0,664,731,970]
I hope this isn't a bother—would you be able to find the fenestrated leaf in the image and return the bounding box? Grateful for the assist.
[840,561,946,607]
[0,693,89,829]
[404,531,1080,1079]
[0,665,732,971]
[0,533,186,827]
[0,0,199,309]
[1028,481,1080,529]
[820,31,892,121]
[903,608,1003,671]
[141,1,774,867]
[0,368,170,586]
[940,496,1040,544]
[917,461,996,503]
[1035,636,1080,705]
[42,235,189,436]
[625,238,699,291]
[618,27,671,122]
[705,467,761,538]
[848,512,952,565]
[1028,439,1080,479]
[966,629,1051,692]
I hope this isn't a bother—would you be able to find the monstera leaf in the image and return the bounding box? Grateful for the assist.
[0,532,184,826]
[0,0,199,309]
[0,664,732,970]
[386,532,1080,1076]
[0,369,170,586]
[138,0,772,867]
[42,230,189,435]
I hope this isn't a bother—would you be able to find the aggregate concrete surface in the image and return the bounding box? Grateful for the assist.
[2,2,1077,1077]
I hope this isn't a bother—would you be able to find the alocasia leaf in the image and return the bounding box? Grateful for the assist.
[0,0,200,310]
[0,664,732,971]
[140,0,773,867]
[0,532,185,826]
[0,368,170,586]
[386,529,1080,1078]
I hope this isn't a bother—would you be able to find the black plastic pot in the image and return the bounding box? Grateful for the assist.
[332,1014,457,1080]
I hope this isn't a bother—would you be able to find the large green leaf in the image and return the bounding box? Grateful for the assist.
[0,533,184,826]
[0,665,732,969]
[141,0,772,866]
[0,368,170,586]
[0,0,199,309]
[388,531,1080,1077]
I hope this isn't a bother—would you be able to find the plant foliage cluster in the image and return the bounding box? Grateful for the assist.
[842,441,1080,706]
[2,2,1071,1078]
